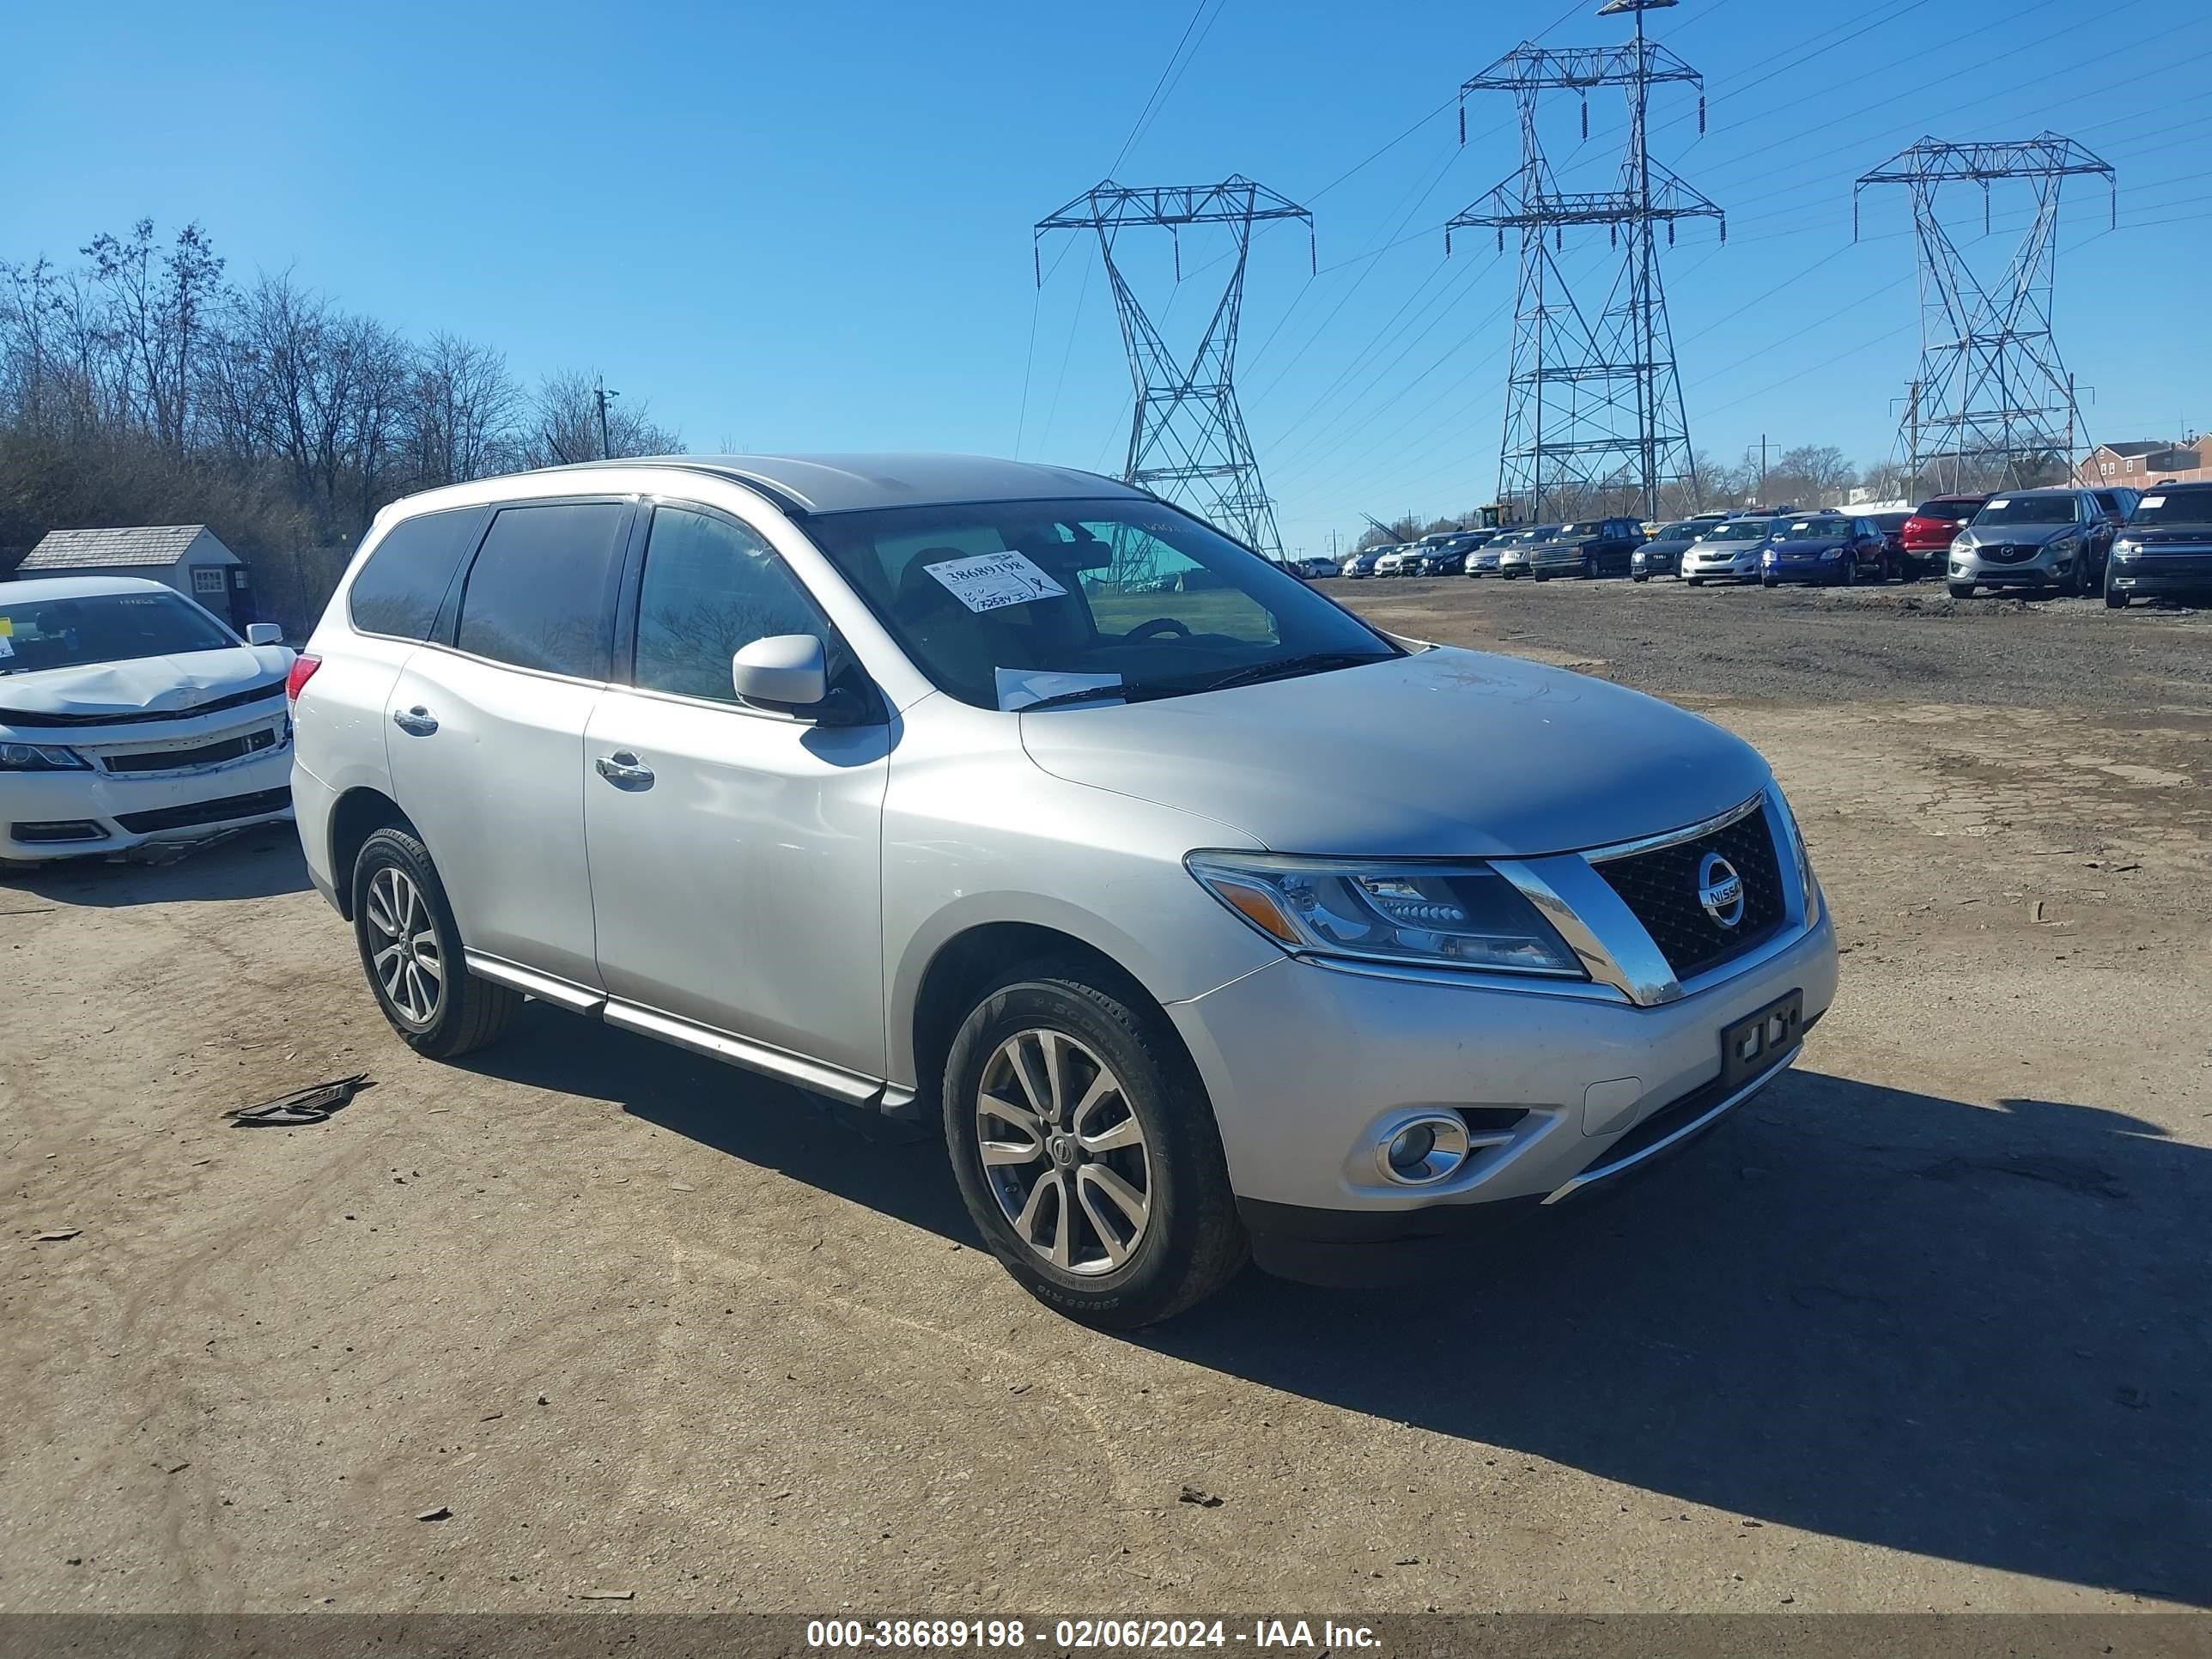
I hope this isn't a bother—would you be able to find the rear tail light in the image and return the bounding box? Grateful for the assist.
[285,653,322,706]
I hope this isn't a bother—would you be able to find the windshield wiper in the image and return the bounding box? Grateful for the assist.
[1200,651,1391,693]
[1017,683,1137,713]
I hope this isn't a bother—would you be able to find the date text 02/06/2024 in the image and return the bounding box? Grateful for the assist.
[803,1618,1381,1650]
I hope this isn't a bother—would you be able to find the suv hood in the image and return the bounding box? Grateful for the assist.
[1956,522,2074,548]
[0,646,291,723]
[1019,646,1769,858]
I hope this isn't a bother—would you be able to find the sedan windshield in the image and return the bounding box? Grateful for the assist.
[2127,489,2212,526]
[1778,518,1848,540]
[1697,520,1769,544]
[800,500,1400,710]
[1973,495,2081,526]
[1656,522,1699,539]
[0,588,236,676]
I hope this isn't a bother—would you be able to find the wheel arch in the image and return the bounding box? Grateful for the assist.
[326,787,417,920]
[902,918,1206,1128]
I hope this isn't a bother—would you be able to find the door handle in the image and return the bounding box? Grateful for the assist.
[594,751,655,788]
[392,706,438,736]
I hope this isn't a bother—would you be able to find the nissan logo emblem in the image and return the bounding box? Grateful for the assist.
[1698,852,1745,929]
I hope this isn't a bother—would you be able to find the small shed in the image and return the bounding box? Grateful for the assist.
[13,525,258,627]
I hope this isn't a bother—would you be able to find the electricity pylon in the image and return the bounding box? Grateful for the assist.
[1036,177,1314,561]
[1855,134,2115,494]
[1449,0,1722,520]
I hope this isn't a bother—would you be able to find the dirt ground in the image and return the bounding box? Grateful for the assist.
[3,575,2207,1617]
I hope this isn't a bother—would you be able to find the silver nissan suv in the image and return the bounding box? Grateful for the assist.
[289,455,1837,1327]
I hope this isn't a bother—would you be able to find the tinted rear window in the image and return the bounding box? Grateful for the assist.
[454,501,627,679]
[348,507,484,640]
[1916,499,1979,522]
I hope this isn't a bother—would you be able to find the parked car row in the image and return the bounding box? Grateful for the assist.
[1331,484,2212,606]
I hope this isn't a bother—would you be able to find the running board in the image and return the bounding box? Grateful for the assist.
[601,1001,886,1107]
[464,951,607,1014]
[464,951,900,1111]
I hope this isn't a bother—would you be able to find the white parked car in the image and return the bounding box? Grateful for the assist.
[291,456,1835,1327]
[0,576,295,862]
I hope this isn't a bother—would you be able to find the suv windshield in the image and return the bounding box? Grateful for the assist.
[0,588,236,676]
[1698,520,1769,544]
[802,500,1400,710]
[1973,495,2081,526]
[1551,522,1602,539]
[1779,518,1848,539]
[2130,488,2212,526]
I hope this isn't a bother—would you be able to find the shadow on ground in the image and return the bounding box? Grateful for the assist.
[463,1007,2209,1605]
[0,823,309,907]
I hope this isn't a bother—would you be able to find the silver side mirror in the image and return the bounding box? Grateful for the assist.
[732,635,827,710]
[245,623,284,646]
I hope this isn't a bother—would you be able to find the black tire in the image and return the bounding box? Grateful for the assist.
[1686,576,1703,586]
[1582,553,1598,579]
[1948,582,1976,599]
[1761,576,1778,588]
[1632,573,1648,583]
[941,967,1246,1328]
[1839,556,1856,587]
[350,827,520,1060]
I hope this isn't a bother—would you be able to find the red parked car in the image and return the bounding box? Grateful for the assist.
[1899,495,1988,580]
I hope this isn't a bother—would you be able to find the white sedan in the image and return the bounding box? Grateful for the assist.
[0,575,297,863]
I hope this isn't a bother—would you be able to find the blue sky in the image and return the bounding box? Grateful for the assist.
[3,0,2205,555]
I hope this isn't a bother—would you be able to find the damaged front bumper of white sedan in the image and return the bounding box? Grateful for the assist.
[1,683,295,860]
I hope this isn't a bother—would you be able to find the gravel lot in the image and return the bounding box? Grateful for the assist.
[3,574,2207,1616]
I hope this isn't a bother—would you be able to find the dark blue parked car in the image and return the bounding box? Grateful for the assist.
[1759,514,1892,587]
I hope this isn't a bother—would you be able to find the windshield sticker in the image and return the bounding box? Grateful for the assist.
[1988,498,2010,509]
[2142,495,2166,508]
[0,635,13,659]
[994,668,1121,712]
[0,617,11,635]
[925,550,1067,614]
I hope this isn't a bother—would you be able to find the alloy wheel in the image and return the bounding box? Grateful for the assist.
[975,1029,1152,1276]
[365,866,442,1025]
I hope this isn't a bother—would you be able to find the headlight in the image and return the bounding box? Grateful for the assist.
[2049,537,2078,556]
[0,741,91,772]
[1186,853,1583,976]
[2112,538,2141,561]
[1819,547,1842,559]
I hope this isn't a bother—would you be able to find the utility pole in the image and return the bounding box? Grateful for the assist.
[1856,135,2114,492]
[594,374,620,461]
[1035,177,1315,562]
[1449,0,1721,521]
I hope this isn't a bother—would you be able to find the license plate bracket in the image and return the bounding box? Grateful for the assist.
[1720,990,1803,1091]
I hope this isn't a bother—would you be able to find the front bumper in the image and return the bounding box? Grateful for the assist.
[1950,543,2075,585]
[1167,793,1838,1279]
[1681,554,1759,580]
[2108,556,2212,599]
[1762,556,1848,584]
[1,719,295,861]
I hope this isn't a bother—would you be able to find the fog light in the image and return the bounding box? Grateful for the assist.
[1376,1113,1474,1186]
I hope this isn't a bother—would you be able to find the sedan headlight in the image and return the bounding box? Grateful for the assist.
[1186,853,1583,976]
[0,741,91,772]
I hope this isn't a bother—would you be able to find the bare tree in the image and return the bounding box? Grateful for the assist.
[408,333,522,488]
[523,368,683,468]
